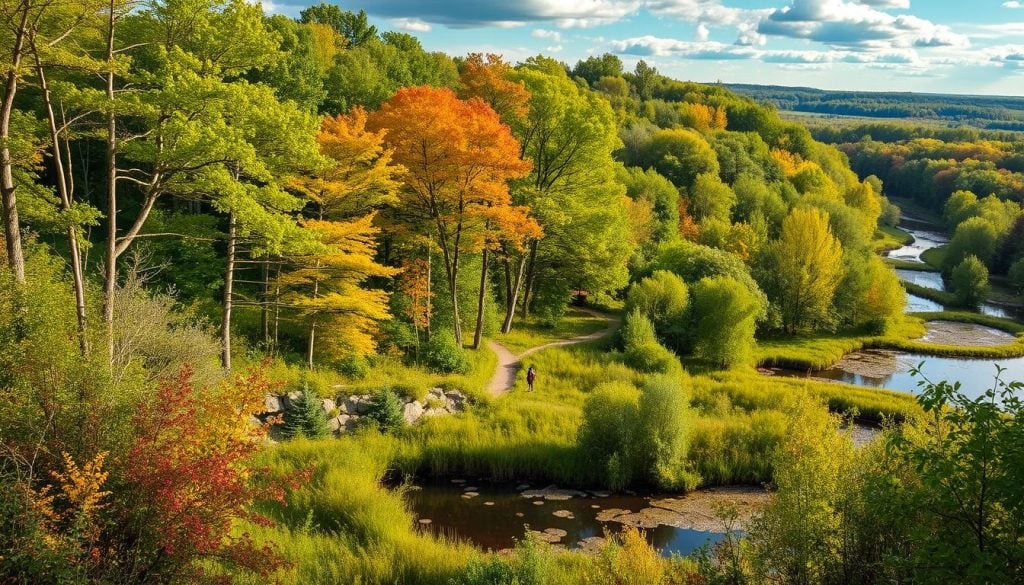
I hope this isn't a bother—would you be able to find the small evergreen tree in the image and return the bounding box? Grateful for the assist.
[362,389,405,433]
[283,383,330,439]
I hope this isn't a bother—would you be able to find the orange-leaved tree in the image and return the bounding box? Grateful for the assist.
[284,108,403,367]
[368,86,532,346]
[458,53,530,126]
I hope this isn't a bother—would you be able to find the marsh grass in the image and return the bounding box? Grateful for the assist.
[245,315,939,583]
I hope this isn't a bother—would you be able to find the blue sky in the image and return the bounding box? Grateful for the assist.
[265,1,1024,95]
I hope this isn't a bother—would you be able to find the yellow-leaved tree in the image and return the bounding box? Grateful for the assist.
[282,109,403,367]
[760,207,845,334]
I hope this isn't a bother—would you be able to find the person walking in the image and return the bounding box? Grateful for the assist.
[526,366,537,392]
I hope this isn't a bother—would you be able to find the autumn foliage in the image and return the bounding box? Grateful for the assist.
[368,86,533,344]
[121,365,286,582]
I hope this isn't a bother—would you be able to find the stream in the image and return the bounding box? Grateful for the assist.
[771,217,1024,398]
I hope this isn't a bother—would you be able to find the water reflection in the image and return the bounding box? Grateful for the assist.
[776,349,1024,400]
[405,482,746,557]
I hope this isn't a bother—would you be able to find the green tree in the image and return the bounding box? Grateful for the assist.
[945,217,1000,270]
[886,370,1024,582]
[283,383,330,439]
[509,58,631,328]
[1009,257,1024,295]
[690,276,761,368]
[579,381,640,489]
[748,394,856,584]
[760,208,845,334]
[640,128,719,190]
[299,3,377,47]
[949,255,990,308]
[625,271,689,328]
[943,189,978,228]
[571,53,623,86]
[635,374,697,490]
[689,172,736,224]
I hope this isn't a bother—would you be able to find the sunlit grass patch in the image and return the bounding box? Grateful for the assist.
[496,308,610,354]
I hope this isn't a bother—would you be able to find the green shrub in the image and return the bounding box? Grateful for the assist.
[362,389,405,433]
[625,270,689,346]
[425,330,470,374]
[635,374,699,490]
[949,255,990,308]
[283,383,331,439]
[337,355,371,379]
[452,533,552,585]
[579,382,640,489]
[621,311,678,373]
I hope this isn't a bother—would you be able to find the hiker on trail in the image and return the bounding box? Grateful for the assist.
[526,366,537,392]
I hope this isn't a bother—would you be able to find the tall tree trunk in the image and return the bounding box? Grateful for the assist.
[0,9,29,283]
[221,212,236,370]
[437,226,462,346]
[520,239,539,320]
[306,265,320,369]
[501,253,528,334]
[34,49,89,354]
[273,262,281,353]
[425,243,431,342]
[102,0,118,362]
[260,258,269,346]
[473,247,489,349]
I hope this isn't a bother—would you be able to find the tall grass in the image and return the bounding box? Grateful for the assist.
[245,435,478,584]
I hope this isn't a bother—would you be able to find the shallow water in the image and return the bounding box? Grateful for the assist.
[775,349,1024,400]
[405,482,767,557]
[906,293,943,313]
[886,223,948,264]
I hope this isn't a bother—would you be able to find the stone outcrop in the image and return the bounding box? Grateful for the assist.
[262,387,470,438]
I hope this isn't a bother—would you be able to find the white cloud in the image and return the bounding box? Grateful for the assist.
[353,0,642,28]
[546,44,565,52]
[390,17,432,32]
[609,34,937,70]
[532,28,563,42]
[856,0,910,7]
[695,23,710,41]
[1003,1,1022,8]
[757,0,969,50]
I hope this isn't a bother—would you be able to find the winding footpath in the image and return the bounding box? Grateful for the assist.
[486,308,621,396]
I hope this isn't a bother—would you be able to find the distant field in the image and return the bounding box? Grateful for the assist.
[729,83,1024,133]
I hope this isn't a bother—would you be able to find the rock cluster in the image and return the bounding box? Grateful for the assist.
[263,387,469,437]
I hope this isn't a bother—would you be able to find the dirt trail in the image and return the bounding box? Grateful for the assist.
[486,308,620,396]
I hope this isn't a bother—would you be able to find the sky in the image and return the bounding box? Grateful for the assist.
[264,1,1024,96]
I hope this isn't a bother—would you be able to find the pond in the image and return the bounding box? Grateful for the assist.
[775,349,1024,400]
[406,482,769,557]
